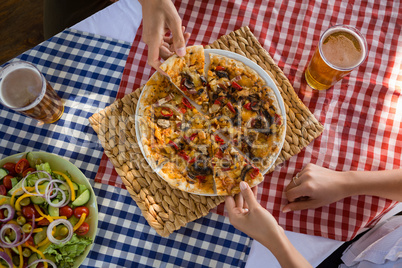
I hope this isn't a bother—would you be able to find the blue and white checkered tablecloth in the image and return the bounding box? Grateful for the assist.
[0,29,251,267]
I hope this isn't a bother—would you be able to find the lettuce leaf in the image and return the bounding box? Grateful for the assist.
[43,234,92,267]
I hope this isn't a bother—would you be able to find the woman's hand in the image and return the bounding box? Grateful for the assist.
[282,164,349,212]
[225,181,312,268]
[225,182,282,243]
[139,0,190,73]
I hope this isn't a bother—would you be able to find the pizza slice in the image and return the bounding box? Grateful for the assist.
[211,133,264,195]
[159,45,210,109]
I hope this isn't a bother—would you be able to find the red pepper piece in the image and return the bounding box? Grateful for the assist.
[188,157,196,164]
[168,140,179,150]
[215,135,225,144]
[178,151,189,161]
[249,167,260,179]
[231,81,243,90]
[190,133,198,141]
[243,102,251,110]
[196,175,207,183]
[226,102,236,113]
[182,97,193,109]
[160,108,173,117]
[215,66,225,71]
[180,78,187,92]
[179,107,187,114]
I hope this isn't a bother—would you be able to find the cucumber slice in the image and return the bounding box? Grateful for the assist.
[28,253,39,268]
[0,195,10,204]
[8,179,25,196]
[33,227,48,245]
[0,168,9,180]
[59,181,78,191]
[77,184,88,196]
[72,189,90,206]
[48,200,59,217]
[30,195,46,205]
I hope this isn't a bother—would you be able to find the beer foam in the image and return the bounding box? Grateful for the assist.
[0,63,45,110]
[320,27,366,70]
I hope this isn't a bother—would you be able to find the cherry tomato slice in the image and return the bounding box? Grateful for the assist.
[249,167,260,179]
[15,158,30,174]
[59,205,74,219]
[37,218,50,226]
[3,175,14,190]
[73,206,90,219]
[0,185,6,196]
[22,167,36,177]
[76,222,89,236]
[2,162,16,176]
[22,204,40,219]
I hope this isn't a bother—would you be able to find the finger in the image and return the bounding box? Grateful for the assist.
[160,45,174,60]
[147,40,163,70]
[239,181,260,210]
[235,192,244,209]
[168,18,186,56]
[282,199,318,212]
[225,195,236,212]
[285,184,310,203]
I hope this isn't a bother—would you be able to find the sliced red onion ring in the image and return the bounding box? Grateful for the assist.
[0,223,21,247]
[0,204,15,222]
[45,180,71,208]
[0,215,34,248]
[22,170,53,197]
[0,251,13,268]
[27,259,57,268]
[47,219,73,245]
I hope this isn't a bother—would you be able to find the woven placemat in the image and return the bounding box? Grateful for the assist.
[89,26,324,237]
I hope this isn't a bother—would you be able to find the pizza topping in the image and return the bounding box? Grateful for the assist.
[200,75,207,86]
[226,102,236,114]
[216,70,229,79]
[182,97,193,109]
[215,66,226,71]
[231,81,243,91]
[160,108,174,117]
[240,165,254,181]
[215,135,225,144]
[153,93,174,107]
[168,140,179,150]
[157,119,170,129]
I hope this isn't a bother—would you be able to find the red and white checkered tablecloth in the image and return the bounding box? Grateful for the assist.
[95,0,402,241]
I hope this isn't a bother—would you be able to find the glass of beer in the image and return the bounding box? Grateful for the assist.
[0,61,64,124]
[305,25,368,90]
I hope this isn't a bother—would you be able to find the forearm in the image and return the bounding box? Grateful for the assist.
[257,226,312,268]
[343,169,402,201]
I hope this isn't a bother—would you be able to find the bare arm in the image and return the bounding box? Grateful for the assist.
[225,182,312,268]
[283,164,402,212]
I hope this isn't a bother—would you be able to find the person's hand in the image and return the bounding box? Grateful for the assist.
[226,181,312,268]
[225,182,284,247]
[139,0,191,73]
[282,164,348,212]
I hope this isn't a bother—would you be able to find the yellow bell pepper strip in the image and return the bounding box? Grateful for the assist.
[25,245,48,268]
[33,227,43,233]
[53,171,76,201]
[0,197,8,205]
[14,193,34,211]
[73,212,87,231]
[10,186,36,208]
[17,245,23,268]
[34,204,53,223]
[36,236,50,248]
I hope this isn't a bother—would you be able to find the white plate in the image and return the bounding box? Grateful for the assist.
[135,49,287,195]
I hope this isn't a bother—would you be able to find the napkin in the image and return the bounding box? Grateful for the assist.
[340,215,402,268]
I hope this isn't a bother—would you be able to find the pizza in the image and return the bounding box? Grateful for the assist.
[137,46,285,195]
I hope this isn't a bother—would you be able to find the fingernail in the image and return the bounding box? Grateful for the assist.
[282,207,291,213]
[176,47,186,57]
[240,181,248,191]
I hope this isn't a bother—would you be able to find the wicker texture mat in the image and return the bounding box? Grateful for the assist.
[89,26,324,237]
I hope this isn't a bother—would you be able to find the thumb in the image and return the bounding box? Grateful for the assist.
[239,181,259,210]
[170,24,186,57]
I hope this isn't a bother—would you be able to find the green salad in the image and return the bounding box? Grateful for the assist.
[0,152,93,268]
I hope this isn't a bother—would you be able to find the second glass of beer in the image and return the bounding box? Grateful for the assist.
[305,25,368,90]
